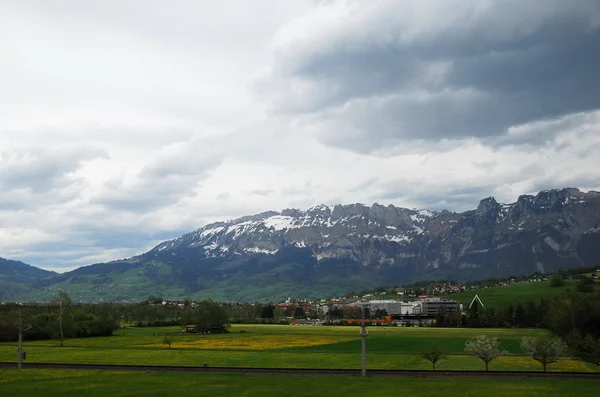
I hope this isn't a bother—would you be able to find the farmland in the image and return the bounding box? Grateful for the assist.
[1,324,597,372]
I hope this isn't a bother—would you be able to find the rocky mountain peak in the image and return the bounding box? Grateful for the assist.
[19,187,600,302]
[533,187,582,212]
[231,211,279,224]
[474,196,505,224]
[476,197,500,213]
[330,203,367,220]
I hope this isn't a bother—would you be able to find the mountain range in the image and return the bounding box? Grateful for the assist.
[2,187,600,302]
[0,257,56,299]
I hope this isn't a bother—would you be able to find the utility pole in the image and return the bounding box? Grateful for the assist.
[18,309,23,369]
[361,305,366,377]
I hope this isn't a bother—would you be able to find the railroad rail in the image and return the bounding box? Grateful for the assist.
[1,362,600,379]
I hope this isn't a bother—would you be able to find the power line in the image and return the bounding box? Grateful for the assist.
[361,306,366,377]
[18,310,22,370]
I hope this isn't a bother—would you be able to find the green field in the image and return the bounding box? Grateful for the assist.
[447,279,589,309]
[1,325,597,372]
[2,369,600,397]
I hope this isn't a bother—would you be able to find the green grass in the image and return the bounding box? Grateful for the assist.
[1,325,597,372]
[1,369,600,397]
[446,279,589,309]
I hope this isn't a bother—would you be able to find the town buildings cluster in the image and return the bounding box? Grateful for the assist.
[312,296,462,317]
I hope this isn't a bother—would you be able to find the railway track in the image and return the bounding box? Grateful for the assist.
[1,362,600,379]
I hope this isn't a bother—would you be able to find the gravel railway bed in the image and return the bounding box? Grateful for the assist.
[2,362,600,379]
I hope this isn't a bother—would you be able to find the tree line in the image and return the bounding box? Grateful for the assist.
[0,292,118,342]
[457,290,600,362]
[0,294,231,342]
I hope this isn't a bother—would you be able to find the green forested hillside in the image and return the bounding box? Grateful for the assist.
[0,257,56,301]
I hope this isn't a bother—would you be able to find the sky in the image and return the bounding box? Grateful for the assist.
[1,0,600,272]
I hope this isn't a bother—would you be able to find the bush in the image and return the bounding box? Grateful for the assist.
[576,278,595,293]
[550,273,565,287]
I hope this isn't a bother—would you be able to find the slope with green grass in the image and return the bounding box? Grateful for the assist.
[446,279,594,309]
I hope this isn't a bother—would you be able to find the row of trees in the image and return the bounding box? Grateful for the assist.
[181,300,230,333]
[127,301,307,326]
[0,293,118,343]
[422,335,567,372]
[461,298,549,328]
[460,290,600,362]
[0,294,232,343]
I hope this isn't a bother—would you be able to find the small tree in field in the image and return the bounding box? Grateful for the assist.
[420,342,447,370]
[52,291,72,347]
[521,336,567,372]
[163,335,175,349]
[465,335,507,371]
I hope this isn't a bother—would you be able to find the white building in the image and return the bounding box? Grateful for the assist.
[400,302,422,315]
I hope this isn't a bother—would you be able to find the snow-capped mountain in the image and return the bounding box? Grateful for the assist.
[20,187,600,302]
[151,204,438,264]
[148,187,600,278]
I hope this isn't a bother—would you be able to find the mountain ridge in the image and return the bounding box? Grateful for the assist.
[3,187,600,302]
[0,257,57,300]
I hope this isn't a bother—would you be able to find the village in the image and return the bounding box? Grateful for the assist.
[146,270,600,328]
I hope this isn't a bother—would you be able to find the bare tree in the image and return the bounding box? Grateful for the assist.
[521,336,567,372]
[465,335,507,371]
[420,342,447,370]
[52,291,71,347]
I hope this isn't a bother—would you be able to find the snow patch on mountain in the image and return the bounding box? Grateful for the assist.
[263,215,297,230]
[418,209,434,218]
[374,234,410,243]
[245,247,279,255]
[200,226,225,239]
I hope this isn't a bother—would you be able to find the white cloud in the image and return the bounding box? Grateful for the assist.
[0,0,599,272]
[259,0,600,151]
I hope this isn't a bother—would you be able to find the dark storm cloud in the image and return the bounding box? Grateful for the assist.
[263,0,600,152]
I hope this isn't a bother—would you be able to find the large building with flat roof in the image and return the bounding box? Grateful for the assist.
[349,298,459,317]
[421,298,461,317]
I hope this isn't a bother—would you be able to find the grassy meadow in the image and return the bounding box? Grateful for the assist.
[446,279,588,309]
[1,324,597,372]
[2,369,600,397]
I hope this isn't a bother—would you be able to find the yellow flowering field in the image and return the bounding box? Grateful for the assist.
[1,325,599,372]
[146,334,360,350]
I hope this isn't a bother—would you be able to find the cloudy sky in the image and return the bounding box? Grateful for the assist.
[1,0,600,272]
